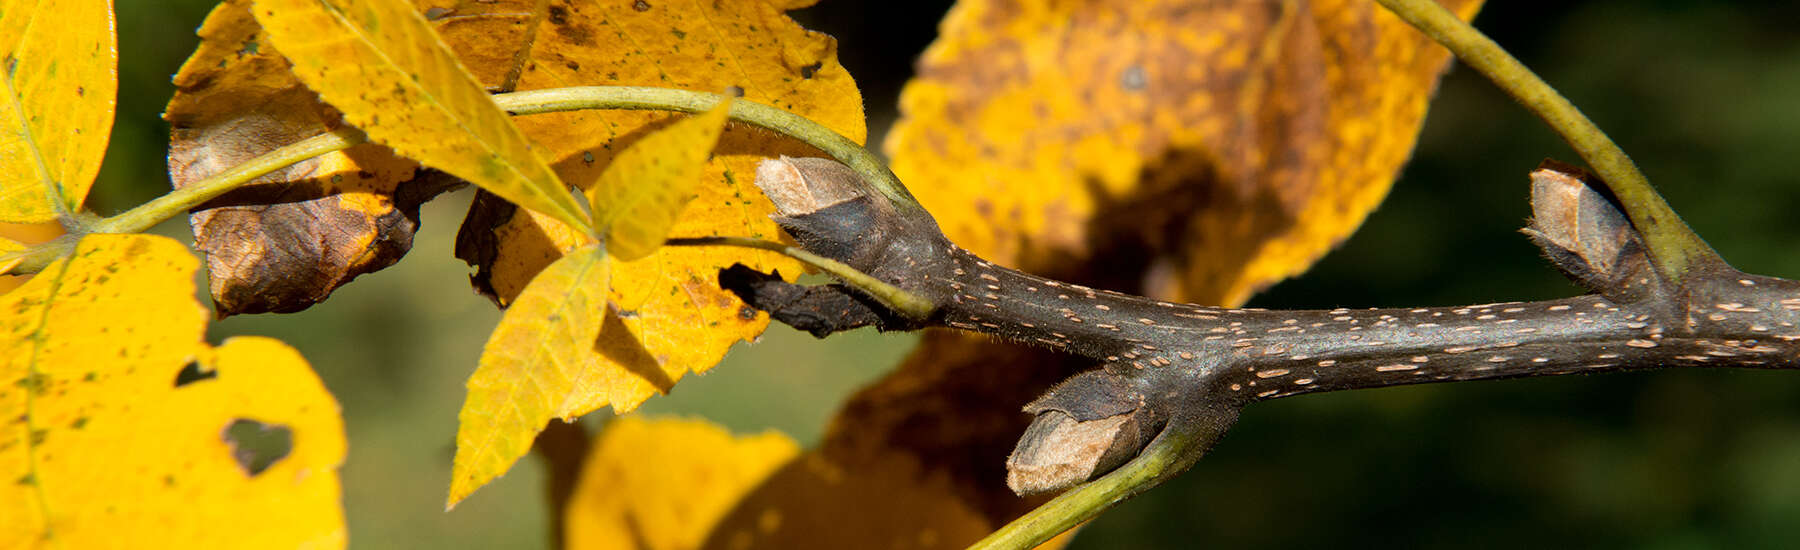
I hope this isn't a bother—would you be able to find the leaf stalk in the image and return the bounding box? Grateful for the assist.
[1373,0,1723,281]
[4,87,903,277]
[494,86,924,217]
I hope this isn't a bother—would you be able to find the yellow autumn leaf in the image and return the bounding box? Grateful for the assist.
[451,242,610,507]
[586,98,733,261]
[0,221,59,293]
[887,0,1483,307]
[563,417,798,550]
[0,236,20,275]
[251,0,592,233]
[0,0,116,222]
[0,234,345,548]
[166,0,430,316]
[438,0,863,503]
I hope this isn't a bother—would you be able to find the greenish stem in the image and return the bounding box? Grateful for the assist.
[3,128,367,274]
[969,422,1215,550]
[1374,0,1722,281]
[90,127,369,235]
[662,236,935,321]
[494,86,925,217]
[80,88,905,240]
[5,86,911,277]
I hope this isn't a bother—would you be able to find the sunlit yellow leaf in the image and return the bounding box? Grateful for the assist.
[251,0,591,232]
[586,98,732,261]
[442,0,862,503]
[0,221,58,293]
[564,417,798,550]
[450,243,609,507]
[887,0,1483,306]
[0,0,116,222]
[0,234,345,548]
[0,236,21,275]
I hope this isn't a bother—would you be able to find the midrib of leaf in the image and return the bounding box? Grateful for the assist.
[305,0,590,233]
[2,0,71,221]
[17,245,76,546]
[527,248,599,416]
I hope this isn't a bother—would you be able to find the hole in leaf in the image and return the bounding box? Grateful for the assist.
[222,419,292,476]
[174,361,217,387]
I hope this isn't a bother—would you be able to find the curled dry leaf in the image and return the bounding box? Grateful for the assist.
[443,0,861,463]
[0,234,345,548]
[668,0,1486,546]
[166,0,440,316]
[0,0,116,223]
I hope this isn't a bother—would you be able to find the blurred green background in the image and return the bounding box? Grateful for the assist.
[101,0,1800,548]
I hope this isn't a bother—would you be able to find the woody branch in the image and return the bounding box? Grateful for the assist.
[722,156,1800,506]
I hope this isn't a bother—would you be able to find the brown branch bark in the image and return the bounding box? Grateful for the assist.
[726,156,1789,500]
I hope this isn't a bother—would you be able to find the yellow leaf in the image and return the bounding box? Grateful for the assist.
[443,0,862,503]
[0,234,345,548]
[587,98,733,261]
[563,417,798,550]
[451,243,610,507]
[0,236,21,275]
[251,0,592,233]
[0,221,59,293]
[166,0,430,316]
[886,0,1484,306]
[0,0,116,222]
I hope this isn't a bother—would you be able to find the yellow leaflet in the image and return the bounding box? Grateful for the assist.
[0,234,344,548]
[450,243,610,507]
[250,0,591,233]
[564,417,798,550]
[0,0,116,222]
[0,236,21,275]
[586,99,732,260]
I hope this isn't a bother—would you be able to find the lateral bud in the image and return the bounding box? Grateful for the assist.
[1007,369,1165,495]
[1523,160,1659,304]
[751,157,957,306]
[755,156,869,217]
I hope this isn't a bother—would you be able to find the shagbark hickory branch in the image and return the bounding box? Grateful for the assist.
[718,156,1800,546]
